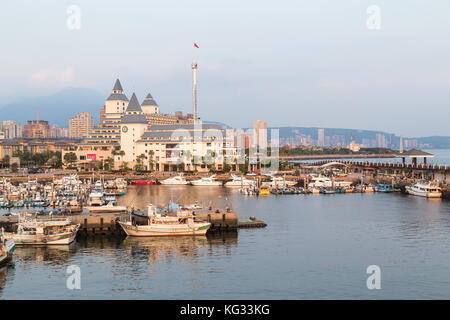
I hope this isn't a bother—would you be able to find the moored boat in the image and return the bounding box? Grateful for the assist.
[119,206,211,237]
[224,174,255,188]
[190,175,222,186]
[159,175,189,185]
[0,230,15,266]
[3,214,80,245]
[85,202,127,213]
[376,184,394,193]
[406,182,442,198]
[131,179,156,185]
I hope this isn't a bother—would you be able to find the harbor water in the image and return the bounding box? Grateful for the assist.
[1,185,450,299]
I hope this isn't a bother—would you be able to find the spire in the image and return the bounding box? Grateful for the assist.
[125,93,143,113]
[113,79,123,92]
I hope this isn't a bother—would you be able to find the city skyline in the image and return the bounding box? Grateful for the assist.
[1,1,450,137]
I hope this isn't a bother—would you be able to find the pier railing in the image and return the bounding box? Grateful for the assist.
[309,160,450,172]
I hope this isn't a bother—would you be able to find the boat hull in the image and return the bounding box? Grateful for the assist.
[190,182,222,186]
[406,187,442,198]
[4,224,80,245]
[131,180,156,185]
[85,206,127,213]
[0,240,15,266]
[118,221,210,237]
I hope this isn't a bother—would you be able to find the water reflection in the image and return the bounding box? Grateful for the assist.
[121,231,238,265]
[0,263,15,298]
[13,243,77,266]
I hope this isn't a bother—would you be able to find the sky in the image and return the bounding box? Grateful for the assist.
[0,0,449,137]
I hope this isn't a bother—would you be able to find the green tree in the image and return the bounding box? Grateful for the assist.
[223,163,231,173]
[64,152,78,167]
[11,162,18,173]
[104,157,114,171]
[119,161,130,172]
[176,162,185,172]
[147,150,155,171]
[1,155,10,167]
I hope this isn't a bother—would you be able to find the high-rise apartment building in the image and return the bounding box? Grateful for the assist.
[69,112,93,138]
[253,120,267,150]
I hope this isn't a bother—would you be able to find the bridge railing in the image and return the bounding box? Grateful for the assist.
[306,160,449,171]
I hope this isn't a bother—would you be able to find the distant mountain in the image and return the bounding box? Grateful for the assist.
[264,127,450,149]
[0,87,105,127]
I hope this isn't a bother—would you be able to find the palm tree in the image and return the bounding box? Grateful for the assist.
[104,157,114,171]
[148,150,155,171]
[119,161,130,172]
[135,154,147,172]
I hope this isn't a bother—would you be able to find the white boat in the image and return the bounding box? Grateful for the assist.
[85,202,127,213]
[190,175,222,186]
[119,205,211,237]
[308,176,332,188]
[88,191,105,206]
[334,180,353,188]
[0,229,15,266]
[3,215,80,245]
[270,176,298,188]
[406,182,442,198]
[224,174,255,188]
[160,175,189,185]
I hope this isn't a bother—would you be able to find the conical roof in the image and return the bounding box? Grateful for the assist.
[113,79,123,91]
[106,79,128,101]
[125,93,143,113]
[142,93,158,106]
[121,93,147,124]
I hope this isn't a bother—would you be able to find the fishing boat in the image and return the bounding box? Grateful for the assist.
[131,179,156,185]
[0,230,15,266]
[85,202,127,213]
[376,184,394,193]
[309,176,332,188]
[88,191,105,206]
[3,215,80,245]
[320,187,336,194]
[406,182,442,198]
[119,205,211,237]
[334,180,353,188]
[259,186,270,196]
[269,176,298,188]
[190,175,222,186]
[159,175,189,185]
[224,174,255,188]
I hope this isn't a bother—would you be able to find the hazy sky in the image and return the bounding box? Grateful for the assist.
[1,0,449,137]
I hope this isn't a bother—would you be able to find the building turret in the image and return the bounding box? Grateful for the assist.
[105,79,129,118]
[141,93,160,114]
[119,93,148,163]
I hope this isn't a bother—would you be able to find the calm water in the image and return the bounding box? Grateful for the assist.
[1,185,450,299]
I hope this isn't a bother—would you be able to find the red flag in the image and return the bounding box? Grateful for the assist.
[194,43,199,48]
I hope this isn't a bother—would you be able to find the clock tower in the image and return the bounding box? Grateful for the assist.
[119,92,148,163]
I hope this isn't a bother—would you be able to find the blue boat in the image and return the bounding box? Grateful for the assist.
[376,184,394,193]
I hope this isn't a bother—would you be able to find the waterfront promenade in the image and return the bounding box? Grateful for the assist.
[309,159,450,173]
[280,153,396,160]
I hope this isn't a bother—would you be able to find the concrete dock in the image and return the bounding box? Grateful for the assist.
[0,211,267,236]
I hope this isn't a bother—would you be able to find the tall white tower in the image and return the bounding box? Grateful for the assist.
[192,61,198,123]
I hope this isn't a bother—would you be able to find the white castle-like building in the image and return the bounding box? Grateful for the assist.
[65,79,237,172]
